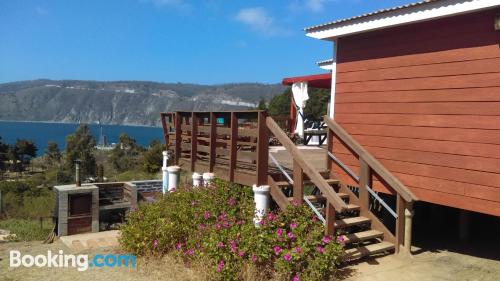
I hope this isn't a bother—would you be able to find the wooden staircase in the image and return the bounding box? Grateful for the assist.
[268,172,395,260]
[265,115,418,261]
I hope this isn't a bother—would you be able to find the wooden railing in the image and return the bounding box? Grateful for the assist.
[323,116,418,252]
[160,111,268,186]
[266,116,348,234]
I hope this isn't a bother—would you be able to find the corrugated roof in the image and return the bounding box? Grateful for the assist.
[305,0,439,32]
[316,59,333,65]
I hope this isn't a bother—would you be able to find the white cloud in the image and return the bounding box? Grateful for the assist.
[235,7,290,37]
[305,0,326,12]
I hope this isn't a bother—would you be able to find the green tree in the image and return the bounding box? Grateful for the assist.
[140,139,164,174]
[0,137,8,174]
[267,87,330,120]
[44,141,61,166]
[14,139,37,171]
[109,133,142,172]
[65,124,96,179]
[257,96,267,110]
[268,88,291,117]
[304,88,330,120]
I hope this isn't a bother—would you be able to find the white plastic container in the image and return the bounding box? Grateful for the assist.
[167,166,180,192]
[192,172,203,187]
[252,185,270,227]
[202,172,215,187]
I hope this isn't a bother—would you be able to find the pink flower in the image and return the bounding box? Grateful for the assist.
[267,213,276,221]
[276,228,283,237]
[312,216,318,222]
[228,197,236,206]
[238,251,245,257]
[323,235,331,244]
[293,275,300,281]
[295,247,302,254]
[337,235,345,243]
[217,260,224,272]
[191,200,198,206]
[198,224,206,230]
[251,255,257,263]
[204,211,210,220]
[290,222,297,229]
[316,246,324,254]
[153,239,158,247]
[185,249,194,255]
[176,243,182,250]
[273,246,282,255]
[283,253,292,262]
[217,242,225,248]
[287,232,295,240]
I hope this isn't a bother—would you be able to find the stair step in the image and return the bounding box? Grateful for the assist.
[345,203,360,212]
[286,193,349,203]
[340,230,383,244]
[343,241,394,260]
[275,179,340,187]
[335,216,370,228]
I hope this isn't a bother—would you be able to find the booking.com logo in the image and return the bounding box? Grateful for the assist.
[9,250,136,271]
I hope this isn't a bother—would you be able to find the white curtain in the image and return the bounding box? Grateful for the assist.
[292,82,309,138]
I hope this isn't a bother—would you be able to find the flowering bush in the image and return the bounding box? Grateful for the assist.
[120,180,343,280]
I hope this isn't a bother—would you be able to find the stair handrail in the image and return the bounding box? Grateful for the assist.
[266,116,348,212]
[269,153,326,223]
[323,117,418,203]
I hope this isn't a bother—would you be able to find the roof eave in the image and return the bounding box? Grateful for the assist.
[305,0,500,40]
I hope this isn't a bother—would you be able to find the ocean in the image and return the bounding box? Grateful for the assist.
[0,121,163,155]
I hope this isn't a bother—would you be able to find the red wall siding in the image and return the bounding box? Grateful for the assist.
[333,8,500,216]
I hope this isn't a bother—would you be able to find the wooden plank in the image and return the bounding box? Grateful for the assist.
[336,101,500,115]
[395,195,405,253]
[160,113,169,148]
[338,123,500,145]
[336,72,500,93]
[344,242,394,260]
[324,117,417,202]
[268,176,290,210]
[174,112,182,164]
[229,112,237,181]
[337,57,500,83]
[209,112,216,172]
[256,111,269,186]
[332,145,500,174]
[190,112,198,172]
[325,202,336,236]
[332,134,500,159]
[267,116,348,211]
[338,44,500,73]
[335,114,500,131]
[358,159,371,217]
[411,187,500,217]
[293,160,304,205]
[332,151,500,190]
[335,87,500,103]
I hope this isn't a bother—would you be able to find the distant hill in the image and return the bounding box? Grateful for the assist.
[0,79,285,126]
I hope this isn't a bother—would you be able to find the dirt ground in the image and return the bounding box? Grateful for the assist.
[0,240,204,281]
[1,239,499,281]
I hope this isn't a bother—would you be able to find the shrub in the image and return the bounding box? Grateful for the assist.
[120,180,343,280]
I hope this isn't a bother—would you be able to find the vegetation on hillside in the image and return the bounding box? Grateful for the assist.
[267,87,330,121]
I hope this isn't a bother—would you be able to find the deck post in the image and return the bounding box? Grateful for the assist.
[256,111,269,186]
[358,159,371,216]
[325,201,336,235]
[395,195,405,253]
[293,160,304,205]
[160,113,169,149]
[190,112,198,172]
[229,112,237,181]
[174,112,181,165]
[326,129,333,173]
[209,112,217,172]
[404,201,414,254]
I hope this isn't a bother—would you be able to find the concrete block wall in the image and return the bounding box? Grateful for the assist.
[130,180,163,193]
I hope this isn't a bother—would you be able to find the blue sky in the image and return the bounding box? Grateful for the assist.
[0,0,412,85]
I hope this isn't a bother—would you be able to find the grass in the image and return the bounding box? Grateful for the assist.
[0,218,54,241]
